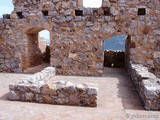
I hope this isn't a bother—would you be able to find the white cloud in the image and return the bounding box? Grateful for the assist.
[0,6,13,17]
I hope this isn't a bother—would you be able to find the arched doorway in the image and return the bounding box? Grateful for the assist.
[23,27,51,72]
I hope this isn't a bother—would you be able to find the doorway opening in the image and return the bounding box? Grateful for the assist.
[39,30,50,63]
[24,28,51,73]
[103,35,127,68]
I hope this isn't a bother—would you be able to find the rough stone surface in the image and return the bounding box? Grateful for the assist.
[8,67,98,107]
[0,0,159,77]
[128,64,160,110]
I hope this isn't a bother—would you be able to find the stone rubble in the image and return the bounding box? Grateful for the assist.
[8,67,98,107]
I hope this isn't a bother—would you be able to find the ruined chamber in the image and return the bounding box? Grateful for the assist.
[0,0,160,111]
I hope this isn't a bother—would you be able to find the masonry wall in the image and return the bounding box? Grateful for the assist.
[0,0,160,77]
[0,18,21,72]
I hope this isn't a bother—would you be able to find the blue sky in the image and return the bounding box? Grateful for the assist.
[104,35,127,51]
[0,0,14,17]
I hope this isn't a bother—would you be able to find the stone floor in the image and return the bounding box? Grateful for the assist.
[0,67,160,120]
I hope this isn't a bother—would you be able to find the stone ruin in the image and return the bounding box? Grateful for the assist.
[0,0,159,110]
[9,67,98,107]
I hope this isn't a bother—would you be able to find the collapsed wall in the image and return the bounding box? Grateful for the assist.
[0,0,159,77]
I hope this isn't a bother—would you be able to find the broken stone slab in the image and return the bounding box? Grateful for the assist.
[9,80,98,107]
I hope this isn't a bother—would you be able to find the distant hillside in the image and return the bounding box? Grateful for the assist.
[104,35,127,51]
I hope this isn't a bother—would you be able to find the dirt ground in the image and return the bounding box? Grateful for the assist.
[0,67,159,120]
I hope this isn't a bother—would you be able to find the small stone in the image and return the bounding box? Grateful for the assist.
[154,51,160,59]
[25,92,34,101]
[64,10,72,15]
[42,95,53,104]
[85,28,91,34]
[8,91,20,101]
[0,54,4,59]
[86,22,93,27]
[62,2,69,9]
[110,7,119,16]
[11,63,19,69]
[40,84,56,95]
[55,2,62,10]
[69,53,77,59]
[87,86,98,95]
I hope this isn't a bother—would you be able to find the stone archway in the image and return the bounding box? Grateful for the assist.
[22,27,51,70]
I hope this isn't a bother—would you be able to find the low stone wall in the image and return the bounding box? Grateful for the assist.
[8,67,98,107]
[104,50,125,68]
[128,64,160,110]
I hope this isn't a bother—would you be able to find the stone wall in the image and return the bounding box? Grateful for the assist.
[0,22,21,73]
[0,0,160,77]
[8,67,98,107]
[153,51,160,78]
[104,50,124,68]
[128,64,160,110]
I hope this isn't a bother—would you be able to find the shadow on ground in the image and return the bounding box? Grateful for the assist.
[103,67,144,110]
[0,92,10,101]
